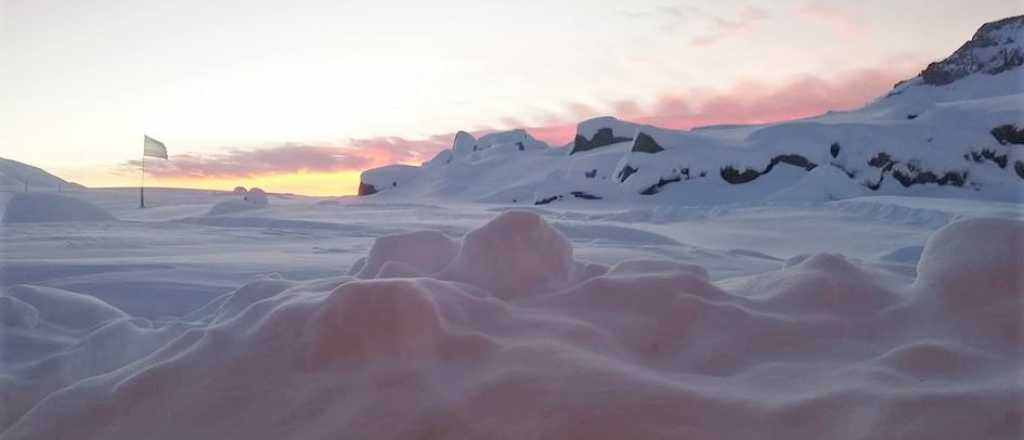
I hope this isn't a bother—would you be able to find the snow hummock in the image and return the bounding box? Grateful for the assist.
[207,187,270,215]
[1,211,1021,439]
[1,192,115,224]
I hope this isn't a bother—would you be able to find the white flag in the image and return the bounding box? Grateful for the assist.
[144,135,168,159]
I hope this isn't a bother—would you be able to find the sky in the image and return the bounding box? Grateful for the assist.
[1,0,1019,195]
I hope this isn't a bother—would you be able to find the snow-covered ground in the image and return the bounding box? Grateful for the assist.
[1,187,1022,439]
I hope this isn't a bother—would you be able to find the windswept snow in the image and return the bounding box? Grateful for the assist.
[1,209,1021,439]
[2,192,115,224]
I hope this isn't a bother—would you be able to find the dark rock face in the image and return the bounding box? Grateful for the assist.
[720,167,762,184]
[830,142,841,158]
[631,132,665,154]
[865,153,974,189]
[1015,161,1024,179]
[584,169,597,179]
[617,164,639,182]
[991,124,1024,145]
[966,149,1009,168]
[720,154,818,185]
[570,191,602,200]
[919,15,1024,86]
[892,167,967,187]
[767,154,817,172]
[571,128,632,155]
[534,195,560,205]
[357,182,378,196]
[640,168,690,195]
[868,152,894,169]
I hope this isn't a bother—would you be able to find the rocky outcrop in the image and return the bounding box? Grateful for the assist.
[991,124,1024,145]
[720,154,818,185]
[965,149,1008,168]
[617,164,638,183]
[919,15,1023,86]
[358,182,378,196]
[630,133,665,154]
[571,128,632,155]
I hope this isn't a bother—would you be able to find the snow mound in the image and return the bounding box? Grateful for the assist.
[207,187,269,215]
[244,187,268,206]
[1,192,115,224]
[356,230,459,278]
[768,165,865,202]
[2,214,1022,439]
[232,186,247,194]
[441,211,577,298]
[914,216,1024,304]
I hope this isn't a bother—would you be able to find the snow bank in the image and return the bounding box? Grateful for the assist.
[2,212,1022,439]
[1,192,115,224]
[207,187,269,215]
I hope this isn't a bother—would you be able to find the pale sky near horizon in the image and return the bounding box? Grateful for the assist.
[1,0,1019,195]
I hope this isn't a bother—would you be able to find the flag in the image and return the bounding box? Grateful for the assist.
[144,135,168,159]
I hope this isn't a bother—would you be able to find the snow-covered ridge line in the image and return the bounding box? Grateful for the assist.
[0,157,83,192]
[358,15,1024,205]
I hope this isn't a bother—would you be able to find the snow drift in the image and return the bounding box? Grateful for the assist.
[207,187,270,215]
[2,211,1021,439]
[1,192,115,224]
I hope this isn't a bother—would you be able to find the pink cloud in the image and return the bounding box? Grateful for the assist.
[123,136,456,179]
[520,66,917,145]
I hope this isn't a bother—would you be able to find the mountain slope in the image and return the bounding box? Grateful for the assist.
[358,15,1024,205]
[0,157,83,191]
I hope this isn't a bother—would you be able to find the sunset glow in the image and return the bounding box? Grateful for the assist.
[2,0,1019,195]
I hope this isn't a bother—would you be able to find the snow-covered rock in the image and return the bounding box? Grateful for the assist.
[358,164,422,196]
[917,15,1023,86]
[244,187,268,206]
[207,187,270,215]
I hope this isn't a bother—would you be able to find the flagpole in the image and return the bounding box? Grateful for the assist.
[140,143,145,209]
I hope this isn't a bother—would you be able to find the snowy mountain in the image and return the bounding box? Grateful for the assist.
[359,15,1024,204]
[0,157,83,191]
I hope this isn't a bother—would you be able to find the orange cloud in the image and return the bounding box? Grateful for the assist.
[115,66,917,195]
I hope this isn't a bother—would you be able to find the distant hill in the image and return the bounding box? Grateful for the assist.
[0,157,84,191]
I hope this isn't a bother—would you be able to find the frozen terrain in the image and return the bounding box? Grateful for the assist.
[1,186,1022,439]
[1,14,1023,440]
